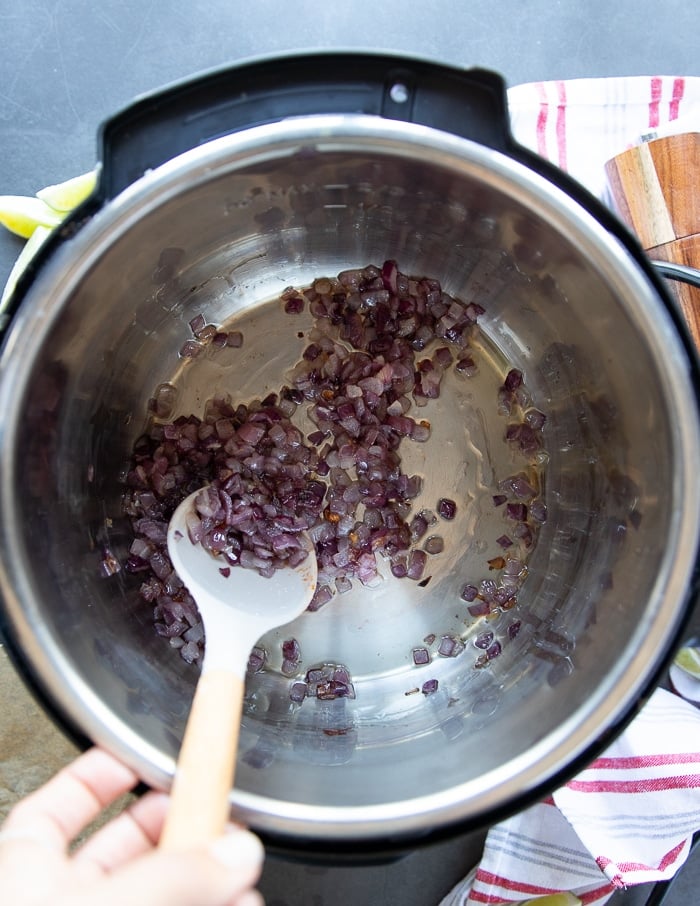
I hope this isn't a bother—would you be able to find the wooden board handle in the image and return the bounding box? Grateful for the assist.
[605,133,700,350]
[159,669,244,851]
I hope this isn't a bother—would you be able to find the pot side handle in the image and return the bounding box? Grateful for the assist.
[98,52,511,199]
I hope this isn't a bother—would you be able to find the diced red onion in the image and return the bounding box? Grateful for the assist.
[407,549,427,580]
[455,356,477,376]
[125,260,545,671]
[284,295,304,314]
[289,681,307,703]
[475,630,494,649]
[506,502,528,522]
[503,368,523,391]
[308,584,333,611]
[247,646,267,673]
[412,647,430,665]
[437,498,457,520]
[529,499,548,523]
[486,640,502,660]
[468,600,491,617]
[424,535,444,555]
[189,313,206,335]
[421,679,439,695]
[460,584,478,602]
[179,339,202,359]
[524,408,547,430]
[282,638,301,662]
[508,620,522,640]
[438,635,465,657]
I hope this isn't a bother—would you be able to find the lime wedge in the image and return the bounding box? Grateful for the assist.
[0,196,63,238]
[1,225,52,306]
[674,646,700,680]
[36,169,97,212]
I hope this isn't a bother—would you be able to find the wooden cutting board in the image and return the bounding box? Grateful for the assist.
[605,132,700,348]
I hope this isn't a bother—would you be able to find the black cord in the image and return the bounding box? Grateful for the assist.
[650,261,700,289]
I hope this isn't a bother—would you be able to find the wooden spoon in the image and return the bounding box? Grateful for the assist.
[158,489,317,850]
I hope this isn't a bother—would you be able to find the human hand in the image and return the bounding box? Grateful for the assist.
[0,747,264,906]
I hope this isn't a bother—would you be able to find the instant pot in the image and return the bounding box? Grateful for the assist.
[0,52,699,853]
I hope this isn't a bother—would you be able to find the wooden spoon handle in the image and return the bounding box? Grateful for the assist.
[159,669,244,850]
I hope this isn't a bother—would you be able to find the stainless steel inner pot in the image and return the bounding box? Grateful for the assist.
[1,58,699,850]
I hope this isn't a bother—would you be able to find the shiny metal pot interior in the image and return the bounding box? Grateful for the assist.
[1,93,700,848]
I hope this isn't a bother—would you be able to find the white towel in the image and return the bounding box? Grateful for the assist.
[440,689,700,906]
[441,74,700,906]
[508,75,700,201]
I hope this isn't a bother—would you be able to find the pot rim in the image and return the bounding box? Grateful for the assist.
[1,113,699,845]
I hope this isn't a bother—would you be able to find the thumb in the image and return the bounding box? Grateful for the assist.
[92,828,265,906]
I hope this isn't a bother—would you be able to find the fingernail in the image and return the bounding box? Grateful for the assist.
[208,829,265,872]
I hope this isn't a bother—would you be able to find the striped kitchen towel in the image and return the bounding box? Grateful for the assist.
[507,75,700,201]
[439,688,700,906]
[438,75,700,906]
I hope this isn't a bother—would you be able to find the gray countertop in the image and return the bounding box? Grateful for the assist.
[1,3,699,904]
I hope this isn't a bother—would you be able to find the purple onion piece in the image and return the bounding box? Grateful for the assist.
[460,584,478,602]
[503,368,523,391]
[506,502,528,522]
[468,600,491,617]
[437,498,457,520]
[475,630,494,650]
[438,635,465,657]
[308,584,334,612]
[508,620,522,640]
[179,339,202,359]
[421,679,439,696]
[529,499,548,523]
[189,313,206,335]
[486,641,502,660]
[412,647,431,666]
[282,638,301,662]
[126,260,547,665]
[524,408,547,430]
[407,549,427,580]
[284,295,304,314]
[247,646,266,674]
[424,535,445,555]
[409,515,429,542]
[455,356,477,376]
[289,682,307,703]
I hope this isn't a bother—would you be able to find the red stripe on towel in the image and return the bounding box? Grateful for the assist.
[535,81,548,157]
[474,869,558,897]
[555,80,567,169]
[670,77,685,120]
[567,773,700,793]
[616,839,687,876]
[590,753,700,770]
[649,76,663,127]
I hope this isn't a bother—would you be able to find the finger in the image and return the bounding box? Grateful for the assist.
[1,748,138,851]
[230,890,265,906]
[90,828,264,906]
[73,791,169,874]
